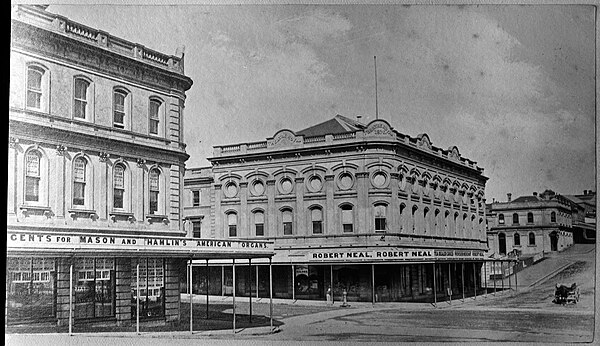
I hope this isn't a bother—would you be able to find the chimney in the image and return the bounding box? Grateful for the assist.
[533,192,538,197]
[584,190,588,195]
[357,115,363,123]
[507,193,512,202]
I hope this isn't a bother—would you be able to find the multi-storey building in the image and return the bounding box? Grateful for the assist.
[563,190,596,243]
[184,115,489,303]
[486,190,575,258]
[8,5,271,328]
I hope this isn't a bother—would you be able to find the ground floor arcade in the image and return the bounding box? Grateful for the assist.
[185,247,516,305]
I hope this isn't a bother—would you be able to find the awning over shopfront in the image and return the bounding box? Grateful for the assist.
[6,230,274,259]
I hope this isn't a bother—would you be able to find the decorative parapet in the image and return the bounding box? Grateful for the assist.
[13,5,185,75]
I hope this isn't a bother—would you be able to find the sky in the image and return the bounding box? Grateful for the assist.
[41,2,596,202]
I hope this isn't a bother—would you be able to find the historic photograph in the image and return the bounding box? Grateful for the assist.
[7,2,596,345]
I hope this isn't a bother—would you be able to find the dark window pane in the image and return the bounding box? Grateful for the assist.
[73,182,85,205]
[343,224,353,233]
[149,191,158,214]
[114,189,124,209]
[192,221,201,238]
[255,224,264,236]
[312,221,322,234]
[229,225,237,237]
[283,222,293,235]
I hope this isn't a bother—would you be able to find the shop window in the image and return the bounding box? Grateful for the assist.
[282,208,293,235]
[374,203,387,232]
[73,77,90,120]
[311,207,323,234]
[131,258,164,319]
[227,212,238,237]
[341,204,354,232]
[529,232,536,245]
[498,213,505,224]
[149,168,161,215]
[527,212,534,224]
[6,257,56,322]
[75,258,115,319]
[254,211,265,236]
[551,211,557,223]
[512,213,519,224]
[192,190,200,207]
[514,233,520,246]
[25,150,41,202]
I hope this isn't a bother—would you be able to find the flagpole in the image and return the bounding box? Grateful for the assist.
[374,55,379,120]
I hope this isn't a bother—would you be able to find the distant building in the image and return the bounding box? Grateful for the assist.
[563,190,596,243]
[184,115,489,303]
[8,5,271,328]
[486,190,576,259]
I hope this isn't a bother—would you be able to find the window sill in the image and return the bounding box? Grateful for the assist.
[68,208,97,220]
[146,214,169,224]
[19,204,53,218]
[109,211,135,223]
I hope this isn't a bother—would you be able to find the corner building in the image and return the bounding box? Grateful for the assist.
[8,5,273,328]
[184,115,489,303]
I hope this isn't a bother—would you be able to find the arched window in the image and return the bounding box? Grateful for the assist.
[73,78,90,119]
[514,233,521,246]
[227,212,238,237]
[498,214,505,225]
[434,209,440,230]
[113,89,128,129]
[282,208,293,235]
[26,66,44,110]
[73,157,87,206]
[25,150,41,202]
[454,212,459,234]
[528,232,536,245]
[149,98,162,135]
[527,212,534,224]
[149,168,160,214]
[512,213,519,224]
[254,211,264,236]
[374,204,387,231]
[341,204,353,233]
[311,207,323,234]
[551,211,557,223]
[113,164,126,209]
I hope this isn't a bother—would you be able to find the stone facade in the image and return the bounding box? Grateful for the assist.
[184,115,490,303]
[7,5,192,326]
[486,191,575,258]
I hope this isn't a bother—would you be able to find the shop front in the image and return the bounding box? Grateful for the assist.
[6,230,273,329]
[190,247,492,304]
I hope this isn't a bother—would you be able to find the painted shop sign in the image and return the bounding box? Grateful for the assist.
[7,231,272,254]
[307,248,484,262]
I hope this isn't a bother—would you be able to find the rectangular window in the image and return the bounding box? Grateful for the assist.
[149,191,159,214]
[229,225,237,237]
[149,100,160,135]
[283,222,293,235]
[25,176,40,202]
[73,182,85,206]
[75,258,115,319]
[342,207,353,233]
[192,190,200,207]
[113,91,125,128]
[114,189,124,209]
[131,258,164,320]
[375,218,386,231]
[192,221,201,238]
[255,224,264,236]
[312,221,322,234]
[282,210,293,235]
